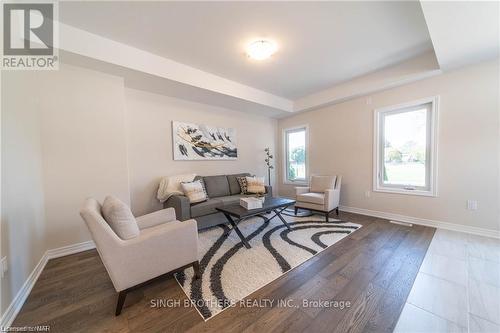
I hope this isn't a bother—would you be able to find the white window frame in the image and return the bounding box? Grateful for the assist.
[283,125,309,185]
[373,96,439,197]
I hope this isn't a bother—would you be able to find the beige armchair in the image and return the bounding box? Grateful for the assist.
[294,175,342,222]
[80,198,199,315]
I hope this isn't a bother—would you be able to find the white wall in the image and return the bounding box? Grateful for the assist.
[125,88,277,216]
[0,64,131,316]
[36,66,131,249]
[1,72,47,315]
[278,60,500,232]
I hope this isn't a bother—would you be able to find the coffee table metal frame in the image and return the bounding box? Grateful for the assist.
[216,198,295,249]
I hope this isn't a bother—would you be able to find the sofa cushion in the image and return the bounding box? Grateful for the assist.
[203,175,230,197]
[102,196,140,240]
[190,198,223,217]
[310,175,336,193]
[227,173,251,195]
[297,192,325,205]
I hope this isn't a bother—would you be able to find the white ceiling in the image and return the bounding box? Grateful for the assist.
[420,1,500,70]
[59,1,433,99]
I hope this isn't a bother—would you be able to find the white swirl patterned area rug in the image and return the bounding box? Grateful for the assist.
[175,213,361,320]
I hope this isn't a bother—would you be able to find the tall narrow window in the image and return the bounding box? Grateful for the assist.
[284,126,307,183]
[374,97,438,196]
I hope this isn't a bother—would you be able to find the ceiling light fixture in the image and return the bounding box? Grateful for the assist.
[246,39,277,60]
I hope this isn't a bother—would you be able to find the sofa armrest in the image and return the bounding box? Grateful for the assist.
[106,219,199,291]
[164,195,191,221]
[324,189,340,211]
[335,176,342,190]
[264,185,273,197]
[295,187,310,196]
[136,207,176,230]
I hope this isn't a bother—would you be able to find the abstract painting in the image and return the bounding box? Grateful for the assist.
[172,121,237,160]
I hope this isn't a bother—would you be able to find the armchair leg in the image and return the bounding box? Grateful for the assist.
[336,207,339,216]
[115,290,127,316]
[325,212,329,222]
[294,207,299,215]
[193,261,201,279]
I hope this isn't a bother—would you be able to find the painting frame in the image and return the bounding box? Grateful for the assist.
[172,121,238,161]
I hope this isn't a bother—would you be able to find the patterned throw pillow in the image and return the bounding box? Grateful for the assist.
[246,176,266,194]
[237,176,249,194]
[181,180,208,203]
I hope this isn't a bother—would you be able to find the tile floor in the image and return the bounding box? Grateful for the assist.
[394,229,500,333]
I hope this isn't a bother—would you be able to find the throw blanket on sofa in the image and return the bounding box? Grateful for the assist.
[157,174,196,203]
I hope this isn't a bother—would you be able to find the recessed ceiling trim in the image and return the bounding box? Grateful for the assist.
[59,1,434,99]
[56,18,444,118]
[57,20,294,112]
[294,51,442,112]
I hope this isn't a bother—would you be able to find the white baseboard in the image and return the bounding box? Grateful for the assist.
[47,240,95,260]
[340,205,500,239]
[0,240,95,328]
[0,253,48,329]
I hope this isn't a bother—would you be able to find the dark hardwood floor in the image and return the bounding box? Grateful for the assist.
[12,212,435,333]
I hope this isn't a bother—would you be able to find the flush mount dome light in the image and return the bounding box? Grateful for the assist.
[246,39,277,60]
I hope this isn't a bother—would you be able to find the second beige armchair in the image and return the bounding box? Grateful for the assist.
[294,175,342,222]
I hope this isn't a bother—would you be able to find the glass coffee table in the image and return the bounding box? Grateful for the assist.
[216,197,296,249]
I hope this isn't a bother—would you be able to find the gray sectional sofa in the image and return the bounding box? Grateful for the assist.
[163,173,272,229]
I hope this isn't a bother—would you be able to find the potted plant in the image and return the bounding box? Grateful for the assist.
[264,147,274,187]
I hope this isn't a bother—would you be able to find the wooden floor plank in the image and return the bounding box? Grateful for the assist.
[12,212,434,333]
[333,282,385,333]
[303,268,380,332]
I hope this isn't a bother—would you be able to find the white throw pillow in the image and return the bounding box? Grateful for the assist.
[102,196,140,240]
[246,176,266,194]
[181,180,208,203]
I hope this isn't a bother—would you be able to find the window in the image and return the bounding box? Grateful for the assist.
[284,126,308,184]
[374,97,438,196]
